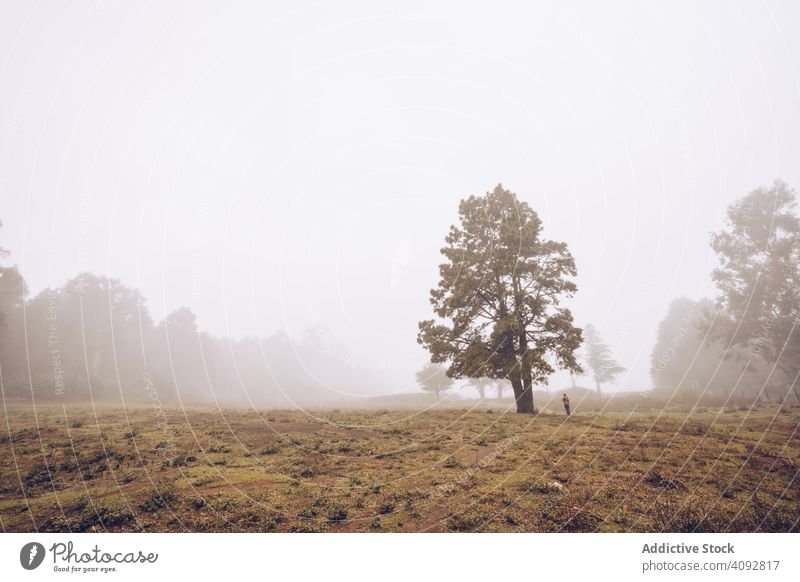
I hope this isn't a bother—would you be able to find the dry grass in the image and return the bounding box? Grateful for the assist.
[1,403,798,532]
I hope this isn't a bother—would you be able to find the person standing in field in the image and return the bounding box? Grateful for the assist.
[562,393,570,416]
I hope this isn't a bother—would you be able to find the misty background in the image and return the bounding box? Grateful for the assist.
[2,0,800,401]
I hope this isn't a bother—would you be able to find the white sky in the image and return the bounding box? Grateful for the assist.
[1,0,799,393]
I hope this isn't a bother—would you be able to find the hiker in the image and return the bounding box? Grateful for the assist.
[562,393,570,416]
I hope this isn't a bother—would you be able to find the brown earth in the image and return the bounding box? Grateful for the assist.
[0,403,797,532]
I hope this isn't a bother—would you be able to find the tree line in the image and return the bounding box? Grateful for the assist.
[0,244,377,405]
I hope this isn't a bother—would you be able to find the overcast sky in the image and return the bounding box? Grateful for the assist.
[1,0,799,393]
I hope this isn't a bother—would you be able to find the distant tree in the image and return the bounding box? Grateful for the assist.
[651,297,766,399]
[76,274,150,393]
[568,344,588,388]
[495,379,511,399]
[0,244,385,407]
[154,307,211,402]
[31,273,153,399]
[0,265,29,395]
[705,181,800,402]
[467,377,493,400]
[583,324,625,395]
[416,363,454,401]
[0,221,21,329]
[418,185,583,413]
[0,222,28,395]
[0,266,26,328]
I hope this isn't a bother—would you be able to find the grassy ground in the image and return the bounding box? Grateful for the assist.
[1,403,798,532]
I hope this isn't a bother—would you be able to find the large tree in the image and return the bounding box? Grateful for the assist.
[706,181,800,400]
[583,324,625,395]
[416,363,455,401]
[418,184,582,413]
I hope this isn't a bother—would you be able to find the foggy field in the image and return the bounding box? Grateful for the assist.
[2,404,797,533]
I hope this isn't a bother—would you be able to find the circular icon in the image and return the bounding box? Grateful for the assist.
[20,542,46,570]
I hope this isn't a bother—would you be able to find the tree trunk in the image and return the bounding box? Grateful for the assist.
[511,375,536,413]
[521,374,537,413]
[595,380,602,396]
[514,321,537,413]
[570,373,576,388]
[435,389,440,401]
[477,385,485,400]
[497,382,504,400]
